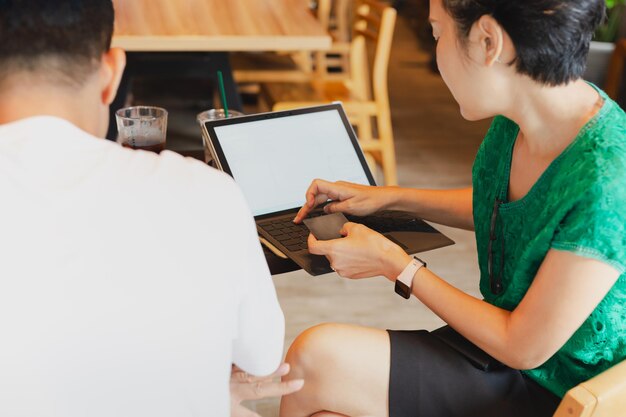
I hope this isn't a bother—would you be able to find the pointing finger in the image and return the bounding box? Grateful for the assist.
[237,379,305,401]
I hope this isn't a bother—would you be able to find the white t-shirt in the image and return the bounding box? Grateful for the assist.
[0,116,284,417]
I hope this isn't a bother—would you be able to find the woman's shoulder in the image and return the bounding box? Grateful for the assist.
[587,89,626,132]
[586,96,626,151]
[552,101,626,227]
[565,98,626,188]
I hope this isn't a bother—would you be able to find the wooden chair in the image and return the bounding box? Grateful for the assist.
[231,50,314,84]
[604,39,626,101]
[260,0,399,185]
[314,0,353,81]
[231,0,332,85]
[553,359,626,417]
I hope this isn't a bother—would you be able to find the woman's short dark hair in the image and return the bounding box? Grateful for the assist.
[0,0,114,87]
[441,0,605,86]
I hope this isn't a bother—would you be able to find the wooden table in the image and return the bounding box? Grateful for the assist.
[107,0,331,140]
[112,0,331,52]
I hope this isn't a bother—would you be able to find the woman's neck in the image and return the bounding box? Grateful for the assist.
[504,79,603,157]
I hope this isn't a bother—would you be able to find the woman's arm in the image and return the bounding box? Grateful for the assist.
[409,249,619,369]
[389,187,474,231]
[294,180,474,231]
[310,225,620,369]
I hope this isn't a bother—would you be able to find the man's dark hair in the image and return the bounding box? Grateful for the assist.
[442,0,605,86]
[0,0,114,88]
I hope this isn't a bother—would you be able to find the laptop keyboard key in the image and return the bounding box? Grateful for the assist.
[261,212,356,253]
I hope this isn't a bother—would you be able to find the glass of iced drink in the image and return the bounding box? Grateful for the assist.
[115,106,168,153]
[196,109,244,166]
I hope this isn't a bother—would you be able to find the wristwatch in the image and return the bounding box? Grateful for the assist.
[394,256,427,299]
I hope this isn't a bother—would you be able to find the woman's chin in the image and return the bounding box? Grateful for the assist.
[459,106,477,121]
[459,106,491,122]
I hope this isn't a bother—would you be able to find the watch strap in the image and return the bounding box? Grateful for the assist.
[394,256,426,299]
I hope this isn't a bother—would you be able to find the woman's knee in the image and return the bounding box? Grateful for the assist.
[280,323,349,414]
[286,322,348,380]
[282,324,391,416]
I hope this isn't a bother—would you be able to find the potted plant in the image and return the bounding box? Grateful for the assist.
[585,0,625,86]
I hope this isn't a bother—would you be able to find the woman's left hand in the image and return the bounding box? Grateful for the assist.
[308,222,412,280]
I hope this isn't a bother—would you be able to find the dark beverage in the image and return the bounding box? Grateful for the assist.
[121,139,165,153]
[116,106,168,153]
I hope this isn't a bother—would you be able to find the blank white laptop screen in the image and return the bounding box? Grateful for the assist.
[213,109,371,217]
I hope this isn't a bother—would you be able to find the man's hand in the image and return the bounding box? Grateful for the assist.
[231,363,304,417]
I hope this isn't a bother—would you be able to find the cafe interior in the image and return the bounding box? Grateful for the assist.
[106,0,626,414]
[3,0,626,416]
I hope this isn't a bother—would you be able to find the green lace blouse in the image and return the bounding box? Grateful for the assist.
[472,88,626,397]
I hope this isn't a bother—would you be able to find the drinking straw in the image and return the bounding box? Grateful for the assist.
[217,70,229,118]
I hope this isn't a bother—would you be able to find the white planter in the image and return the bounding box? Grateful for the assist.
[584,41,616,88]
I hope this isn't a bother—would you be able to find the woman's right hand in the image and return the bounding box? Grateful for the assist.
[293,179,395,223]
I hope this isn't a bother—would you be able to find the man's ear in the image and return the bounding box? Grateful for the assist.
[100,47,126,106]
[474,14,504,66]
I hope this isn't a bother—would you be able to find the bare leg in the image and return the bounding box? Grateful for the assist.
[280,323,390,417]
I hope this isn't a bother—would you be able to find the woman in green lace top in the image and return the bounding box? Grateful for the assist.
[280,1,626,417]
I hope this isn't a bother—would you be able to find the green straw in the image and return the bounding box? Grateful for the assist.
[217,70,229,118]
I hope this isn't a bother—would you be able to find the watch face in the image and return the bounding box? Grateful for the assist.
[394,280,411,299]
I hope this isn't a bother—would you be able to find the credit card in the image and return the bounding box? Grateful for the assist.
[303,213,348,241]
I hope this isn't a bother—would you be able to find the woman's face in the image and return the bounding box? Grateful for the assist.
[429,0,505,121]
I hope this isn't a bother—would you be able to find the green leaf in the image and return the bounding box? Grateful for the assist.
[607,0,626,9]
[595,3,624,41]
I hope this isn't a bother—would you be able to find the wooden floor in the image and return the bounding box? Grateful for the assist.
[246,14,492,416]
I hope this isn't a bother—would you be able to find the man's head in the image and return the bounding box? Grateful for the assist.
[0,0,126,137]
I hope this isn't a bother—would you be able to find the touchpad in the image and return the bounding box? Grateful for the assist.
[303,213,348,240]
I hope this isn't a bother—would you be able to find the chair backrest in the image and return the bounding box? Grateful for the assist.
[552,359,626,417]
[332,0,353,43]
[316,0,333,31]
[351,0,397,105]
[315,0,396,97]
[314,0,351,80]
[316,0,352,43]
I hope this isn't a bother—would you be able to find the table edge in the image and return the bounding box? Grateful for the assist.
[112,35,332,52]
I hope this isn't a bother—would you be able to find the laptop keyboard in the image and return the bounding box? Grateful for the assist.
[258,212,323,252]
[258,211,432,253]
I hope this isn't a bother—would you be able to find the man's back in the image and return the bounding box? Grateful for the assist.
[0,116,284,416]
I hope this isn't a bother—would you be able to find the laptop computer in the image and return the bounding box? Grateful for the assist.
[202,103,454,275]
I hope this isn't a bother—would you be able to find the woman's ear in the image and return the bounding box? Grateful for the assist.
[475,14,504,66]
[100,47,126,106]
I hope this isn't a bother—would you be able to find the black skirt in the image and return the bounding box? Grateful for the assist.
[387,329,561,417]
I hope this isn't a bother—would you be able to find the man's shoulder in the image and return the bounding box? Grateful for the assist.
[142,149,235,188]
[108,146,246,208]
[1,115,245,207]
